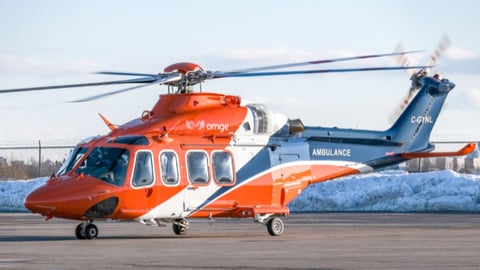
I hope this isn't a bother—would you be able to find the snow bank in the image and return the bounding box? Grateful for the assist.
[0,177,47,212]
[1,170,480,212]
[289,170,480,212]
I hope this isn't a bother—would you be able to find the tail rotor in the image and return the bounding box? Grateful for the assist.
[388,35,451,123]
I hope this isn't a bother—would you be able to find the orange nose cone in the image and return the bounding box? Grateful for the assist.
[24,191,37,212]
[24,175,120,220]
[24,185,57,217]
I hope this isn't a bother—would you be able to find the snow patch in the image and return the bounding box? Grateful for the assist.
[1,170,480,212]
[289,170,480,212]
[0,177,47,212]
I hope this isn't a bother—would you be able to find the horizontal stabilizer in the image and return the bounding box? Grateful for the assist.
[401,143,476,159]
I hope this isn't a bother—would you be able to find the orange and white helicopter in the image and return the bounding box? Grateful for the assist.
[0,51,475,239]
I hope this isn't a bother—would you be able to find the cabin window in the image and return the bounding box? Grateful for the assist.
[160,151,179,185]
[186,151,209,184]
[132,151,155,188]
[212,151,234,184]
[76,147,130,187]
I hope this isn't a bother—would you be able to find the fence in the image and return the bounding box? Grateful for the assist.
[0,140,478,179]
[0,140,75,179]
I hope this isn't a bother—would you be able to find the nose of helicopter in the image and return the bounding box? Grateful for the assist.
[24,187,58,218]
[24,176,119,220]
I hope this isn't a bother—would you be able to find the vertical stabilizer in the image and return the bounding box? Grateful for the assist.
[387,76,455,152]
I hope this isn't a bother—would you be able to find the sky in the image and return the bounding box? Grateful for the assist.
[1,0,480,160]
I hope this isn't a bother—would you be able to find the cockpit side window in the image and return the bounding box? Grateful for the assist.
[160,151,179,185]
[132,151,155,188]
[212,151,235,184]
[186,151,209,184]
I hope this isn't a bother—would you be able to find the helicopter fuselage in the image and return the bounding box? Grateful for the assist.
[24,72,472,238]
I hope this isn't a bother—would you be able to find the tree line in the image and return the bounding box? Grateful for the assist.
[0,159,63,180]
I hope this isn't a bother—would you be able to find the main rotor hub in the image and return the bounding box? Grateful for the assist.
[164,62,203,74]
[163,62,211,93]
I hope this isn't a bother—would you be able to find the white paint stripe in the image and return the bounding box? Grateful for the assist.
[185,160,373,217]
[139,159,372,220]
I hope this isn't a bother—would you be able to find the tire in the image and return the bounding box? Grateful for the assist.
[75,223,86,240]
[172,219,189,236]
[84,223,99,239]
[267,217,284,236]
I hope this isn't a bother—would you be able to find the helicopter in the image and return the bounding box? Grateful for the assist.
[0,51,475,239]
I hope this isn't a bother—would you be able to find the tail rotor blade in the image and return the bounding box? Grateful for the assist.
[427,34,451,67]
[394,43,416,76]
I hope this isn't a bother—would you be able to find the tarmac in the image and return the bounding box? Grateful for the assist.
[1,212,480,269]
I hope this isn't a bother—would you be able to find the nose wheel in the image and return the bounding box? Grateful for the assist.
[172,218,189,235]
[75,222,99,240]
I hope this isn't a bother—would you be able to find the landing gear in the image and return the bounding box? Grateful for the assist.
[255,214,285,236]
[172,218,189,235]
[75,222,98,240]
[266,217,284,236]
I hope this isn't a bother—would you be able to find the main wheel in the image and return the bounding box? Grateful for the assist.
[84,223,99,239]
[267,217,284,236]
[172,219,189,236]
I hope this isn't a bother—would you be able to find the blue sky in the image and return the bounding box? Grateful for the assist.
[1,0,479,154]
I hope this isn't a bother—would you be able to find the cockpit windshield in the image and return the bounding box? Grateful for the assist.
[76,147,130,186]
[56,147,88,177]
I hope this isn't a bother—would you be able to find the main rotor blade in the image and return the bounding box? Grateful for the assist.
[70,83,156,103]
[213,65,432,78]
[223,50,425,74]
[95,71,158,77]
[0,76,156,94]
[69,74,182,102]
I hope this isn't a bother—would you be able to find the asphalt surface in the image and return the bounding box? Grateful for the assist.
[1,213,480,269]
